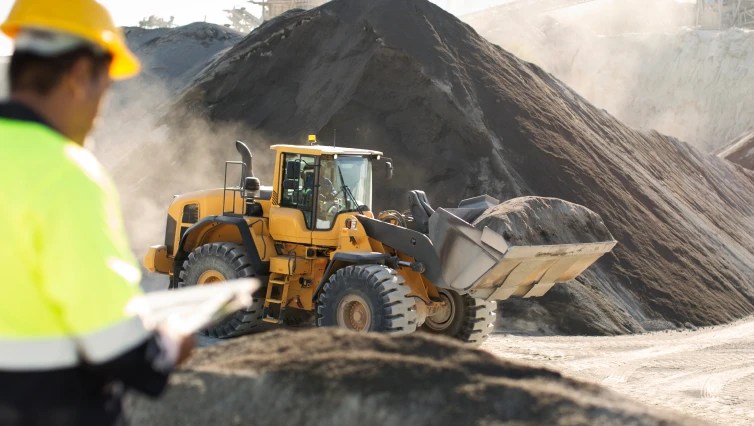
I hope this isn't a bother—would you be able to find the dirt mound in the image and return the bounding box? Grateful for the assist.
[473,197,614,246]
[127,329,694,426]
[165,0,754,335]
[718,132,754,171]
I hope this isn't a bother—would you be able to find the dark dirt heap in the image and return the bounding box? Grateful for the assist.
[170,0,754,334]
[718,132,754,171]
[473,197,614,246]
[127,329,695,426]
[123,23,242,93]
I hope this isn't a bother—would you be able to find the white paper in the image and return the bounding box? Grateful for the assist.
[125,279,260,335]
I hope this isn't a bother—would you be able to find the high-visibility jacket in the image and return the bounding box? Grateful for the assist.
[0,101,170,425]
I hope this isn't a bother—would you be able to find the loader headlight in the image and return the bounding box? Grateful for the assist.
[345,218,358,230]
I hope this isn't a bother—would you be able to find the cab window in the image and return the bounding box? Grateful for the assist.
[315,156,372,230]
[280,153,317,228]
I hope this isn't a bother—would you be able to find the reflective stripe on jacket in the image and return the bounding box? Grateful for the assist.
[0,112,147,367]
[0,101,170,426]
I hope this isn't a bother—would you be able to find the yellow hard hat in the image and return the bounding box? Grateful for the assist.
[1,0,140,80]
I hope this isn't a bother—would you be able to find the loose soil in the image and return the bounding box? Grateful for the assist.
[127,328,697,426]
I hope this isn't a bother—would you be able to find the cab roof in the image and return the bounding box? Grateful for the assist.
[270,144,383,157]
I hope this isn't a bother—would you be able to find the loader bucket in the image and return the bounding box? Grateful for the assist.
[428,208,617,302]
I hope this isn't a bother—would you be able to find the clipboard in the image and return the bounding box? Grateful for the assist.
[125,279,260,335]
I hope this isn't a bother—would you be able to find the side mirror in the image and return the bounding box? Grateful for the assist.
[385,161,394,180]
[286,161,301,181]
[283,179,299,190]
[244,176,261,192]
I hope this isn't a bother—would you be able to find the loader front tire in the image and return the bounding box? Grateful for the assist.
[317,264,417,335]
[422,288,495,347]
[177,242,265,339]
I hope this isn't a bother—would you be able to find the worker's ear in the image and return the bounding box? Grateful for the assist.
[65,56,110,100]
[64,57,93,101]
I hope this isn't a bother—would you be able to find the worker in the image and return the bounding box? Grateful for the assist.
[316,159,342,227]
[0,1,193,425]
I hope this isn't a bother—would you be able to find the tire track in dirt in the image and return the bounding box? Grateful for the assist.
[482,317,754,425]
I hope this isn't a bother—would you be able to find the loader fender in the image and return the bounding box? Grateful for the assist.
[356,216,445,287]
[312,251,388,301]
[172,215,269,288]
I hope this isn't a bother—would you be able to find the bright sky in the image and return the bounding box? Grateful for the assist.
[0,0,511,56]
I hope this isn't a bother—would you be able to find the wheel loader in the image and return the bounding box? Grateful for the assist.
[144,137,616,345]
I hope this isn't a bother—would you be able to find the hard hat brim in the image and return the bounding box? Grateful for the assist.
[101,30,141,80]
[1,19,140,80]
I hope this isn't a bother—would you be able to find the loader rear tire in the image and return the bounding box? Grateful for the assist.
[317,264,417,335]
[177,242,265,339]
[422,288,495,347]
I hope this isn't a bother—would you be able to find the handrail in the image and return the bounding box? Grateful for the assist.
[222,161,246,216]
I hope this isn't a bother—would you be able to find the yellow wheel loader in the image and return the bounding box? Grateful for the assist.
[144,138,616,345]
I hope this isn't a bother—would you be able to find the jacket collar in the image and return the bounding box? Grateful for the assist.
[0,100,58,133]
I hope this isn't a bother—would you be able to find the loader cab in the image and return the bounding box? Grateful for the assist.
[278,152,373,230]
[269,144,383,245]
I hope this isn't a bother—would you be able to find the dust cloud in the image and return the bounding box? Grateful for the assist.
[464,0,753,152]
[92,77,275,265]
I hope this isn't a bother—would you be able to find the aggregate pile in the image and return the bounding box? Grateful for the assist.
[464,0,754,152]
[127,329,696,426]
[718,132,754,171]
[166,0,754,335]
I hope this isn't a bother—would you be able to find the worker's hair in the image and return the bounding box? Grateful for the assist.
[9,47,112,95]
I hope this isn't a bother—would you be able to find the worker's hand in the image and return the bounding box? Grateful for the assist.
[156,325,196,368]
[175,333,195,366]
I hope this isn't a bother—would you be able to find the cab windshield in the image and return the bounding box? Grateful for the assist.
[316,156,373,229]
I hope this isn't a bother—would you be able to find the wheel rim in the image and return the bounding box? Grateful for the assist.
[424,289,456,331]
[336,294,372,332]
[198,269,225,285]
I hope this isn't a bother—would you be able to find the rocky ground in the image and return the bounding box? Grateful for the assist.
[127,328,697,426]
